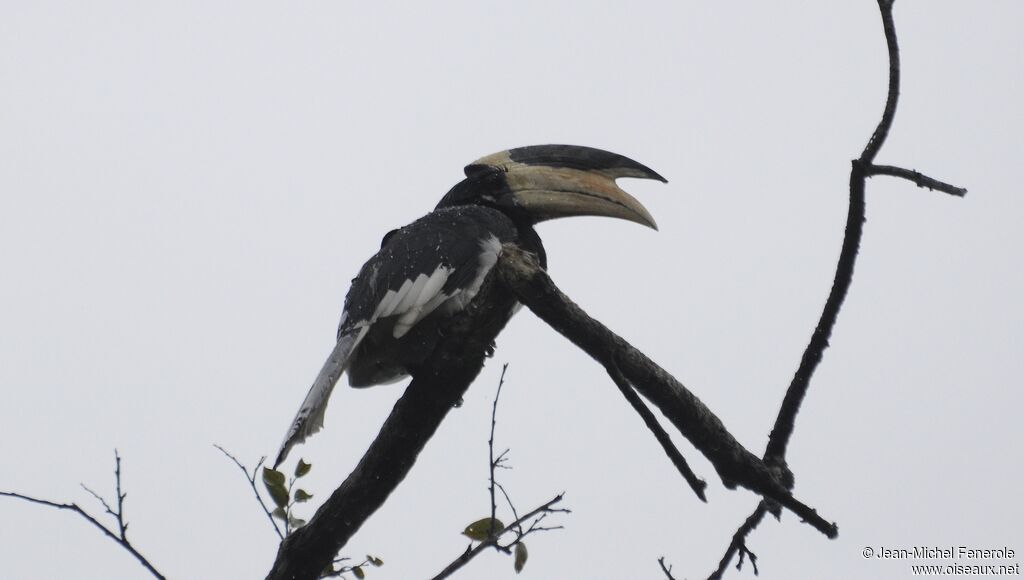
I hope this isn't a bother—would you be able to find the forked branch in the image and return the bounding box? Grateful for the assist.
[430,364,569,579]
[706,2,967,578]
[1,451,165,580]
[497,245,837,539]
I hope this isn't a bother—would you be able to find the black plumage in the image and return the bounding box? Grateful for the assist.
[275,145,664,466]
[342,206,530,387]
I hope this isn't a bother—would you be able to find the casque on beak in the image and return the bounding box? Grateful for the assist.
[469,145,665,230]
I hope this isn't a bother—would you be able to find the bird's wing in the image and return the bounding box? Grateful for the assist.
[274,265,463,467]
[274,207,517,467]
[338,209,514,342]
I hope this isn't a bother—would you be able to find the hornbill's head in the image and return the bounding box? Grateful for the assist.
[437,144,665,229]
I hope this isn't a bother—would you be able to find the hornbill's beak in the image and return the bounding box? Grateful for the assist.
[468,145,666,230]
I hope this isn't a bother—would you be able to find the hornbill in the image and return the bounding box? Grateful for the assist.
[274,145,666,467]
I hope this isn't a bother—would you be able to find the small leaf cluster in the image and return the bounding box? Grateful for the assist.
[321,555,384,579]
[262,459,314,535]
[265,459,385,579]
[461,517,529,574]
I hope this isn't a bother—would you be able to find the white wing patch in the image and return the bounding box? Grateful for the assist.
[372,235,504,337]
[392,267,456,337]
[445,234,503,312]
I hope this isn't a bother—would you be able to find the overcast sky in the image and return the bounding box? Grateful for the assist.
[2,2,1021,579]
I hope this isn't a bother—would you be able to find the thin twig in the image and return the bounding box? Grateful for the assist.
[429,494,569,580]
[606,363,707,502]
[321,555,379,578]
[1,453,167,580]
[861,0,900,164]
[735,543,759,576]
[113,451,128,538]
[865,165,967,196]
[80,484,117,520]
[495,481,524,536]
[0,492,166,579]
[431,365,566,578]
[708,503,768,580]
[214,444,285,540]
[659,556,678,580]
[79,451,132,539]
[487,363,509,537]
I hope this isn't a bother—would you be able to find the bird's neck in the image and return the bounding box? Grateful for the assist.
[514,222,547,269]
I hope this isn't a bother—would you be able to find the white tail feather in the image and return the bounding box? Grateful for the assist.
[273,328,367,467]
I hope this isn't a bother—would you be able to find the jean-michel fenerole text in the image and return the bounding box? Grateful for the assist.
[874,546,1015,560]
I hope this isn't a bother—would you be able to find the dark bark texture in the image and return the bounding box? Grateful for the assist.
[265,278,518,580]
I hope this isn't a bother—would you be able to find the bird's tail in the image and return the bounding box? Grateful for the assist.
[274,329,366,468]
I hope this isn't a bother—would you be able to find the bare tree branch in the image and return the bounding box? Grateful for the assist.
[861,0,899,166]
[707,504,768,580]
[497,245,837,538]
[214,444,285,541]
[659,556,678,580]
[1,452,166,580]
[708,2,967,577]
[865,165,967,196]
[606,363,707,502]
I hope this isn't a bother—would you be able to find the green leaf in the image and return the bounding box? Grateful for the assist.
[294,488,313,502]
[462,517,505,541]
[352,565,365,579]
[262,468,290,508]
[262,467,286,487]
[368,555,383,567]
[271,507,287,521]
[267,483,289,508]
[295,459,312,478]
[288,515,306,528]
[514,542,528,573]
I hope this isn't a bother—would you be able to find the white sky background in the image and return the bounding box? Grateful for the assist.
[1,2,1021,579]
